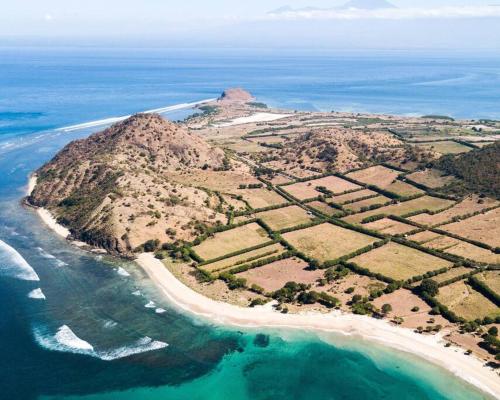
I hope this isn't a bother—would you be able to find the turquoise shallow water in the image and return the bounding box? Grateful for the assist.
[0,47,497,400]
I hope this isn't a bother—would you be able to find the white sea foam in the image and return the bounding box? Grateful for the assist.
[33,325,168,361]
[0,240,40,281]
[28,288,46,300]
[155,308,167,314]
[36,247,67,267]
[145,301,156,309]
[103,320,118,329]
[132,290,142,296]
[116,267,130,277]
[57,98,217,133]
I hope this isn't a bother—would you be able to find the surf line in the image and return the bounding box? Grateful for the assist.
[56,98,217,133]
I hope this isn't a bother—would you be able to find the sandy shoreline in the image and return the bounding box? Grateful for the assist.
[214,112,292,127]
[137,253,500,399]
[27,174,500,398]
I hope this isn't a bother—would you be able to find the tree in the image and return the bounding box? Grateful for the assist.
[488,326,498,337]
[381,304,392,315]
[419,279,439,297]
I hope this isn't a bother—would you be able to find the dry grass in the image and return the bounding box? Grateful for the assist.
[256,205,313,230]
[423,235,500,264]
[203,243,286,273]
[308,201,341,216]
[415,141,472,154]
[346,165,400,187]
[409,196,498,226]
[406,169,456,189]
[192,223,270,260]
[237,257,323,292]
[440,208,500,248]
[437,281,500,320]
[407,230,442,244]
[477,271,500,295]
[344,195,391,212]
[282,176,361,200]
[351,242,453,281]
[433,267,475,284]
[238,188,288,209]
[283,223,379,262]
[329,189,378,204]
[385,180,425,196]
[343,196,455,224]
[363,218,417,235]
[222,195,248,211]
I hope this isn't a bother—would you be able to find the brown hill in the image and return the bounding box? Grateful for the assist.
[265,128,432,174]
[28,113,227,254]
[218,88,254,103]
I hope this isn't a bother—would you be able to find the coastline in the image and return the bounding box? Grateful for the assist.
[136,253,500,399]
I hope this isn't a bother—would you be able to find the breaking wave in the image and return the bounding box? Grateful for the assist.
[116,267,130,277]
[28,288,46,300]
[0,240,40,281]
[145,301,156,309]
[155,308,167,314]
[33,325,168,361]
[36,247,68,267]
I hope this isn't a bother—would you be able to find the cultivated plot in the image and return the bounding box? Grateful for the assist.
[363,218,417,235]
[256,205,313,231]
[350,242,453,281]
[283,223,379,262]
[192,223,270,261]
[406,169,456,189]
[437,281,500,320]
[282,176,361,200]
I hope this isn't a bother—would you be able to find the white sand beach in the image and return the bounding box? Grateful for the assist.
[37,208,70,239]
[137,253,500,399]
[214,112,292,127]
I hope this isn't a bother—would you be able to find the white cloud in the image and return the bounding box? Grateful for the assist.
[265,6,500,20]
[44,13,54,22]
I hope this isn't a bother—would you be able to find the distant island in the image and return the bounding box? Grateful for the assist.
[26,88,500,397]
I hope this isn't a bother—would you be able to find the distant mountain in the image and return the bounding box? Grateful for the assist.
[340,0,396,10]
[268,0,396,15]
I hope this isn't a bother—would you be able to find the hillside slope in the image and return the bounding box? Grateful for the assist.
[28,113,227,254]
[435,141,500,198]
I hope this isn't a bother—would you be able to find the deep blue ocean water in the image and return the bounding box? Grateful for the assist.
[0,47,498,400]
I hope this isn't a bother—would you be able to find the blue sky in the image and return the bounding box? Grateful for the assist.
[2,0,499,50]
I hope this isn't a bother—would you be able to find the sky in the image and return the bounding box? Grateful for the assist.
[1,0,499,50]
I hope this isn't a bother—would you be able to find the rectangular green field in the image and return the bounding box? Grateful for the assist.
[203,243,286,273]
[282,223,379,262]
[342,196,455,224]
[256,205,314,231]
[437,281,500,320]
[192,222,270,261]
[350,242,453,281]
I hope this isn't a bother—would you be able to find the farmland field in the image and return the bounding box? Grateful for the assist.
[346,165,400,187]
[329,189,378,204]
[282,176,361,200]
[203,243,286,272]
[193,223,270,260]
[256,205,313,230]
[406,169,456,189]
[239,188,288,209]
[283,223,379,262]
[307,201,342,217]
[343,196,455,224]
[477,271,500,295]
[437,281,500,320]
[385,180,425,196]
[363,218,417,235]
[343,195,391,212]
[237,258,323,292]
[440,208,500,248]
[407,230,442,244]
[423,235,500,264]
[350,242,453,281]
[409,196,498,226]
[415,141,472,154]
[433,267,475,284]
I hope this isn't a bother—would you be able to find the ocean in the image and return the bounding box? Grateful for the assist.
[0,47,498,400]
